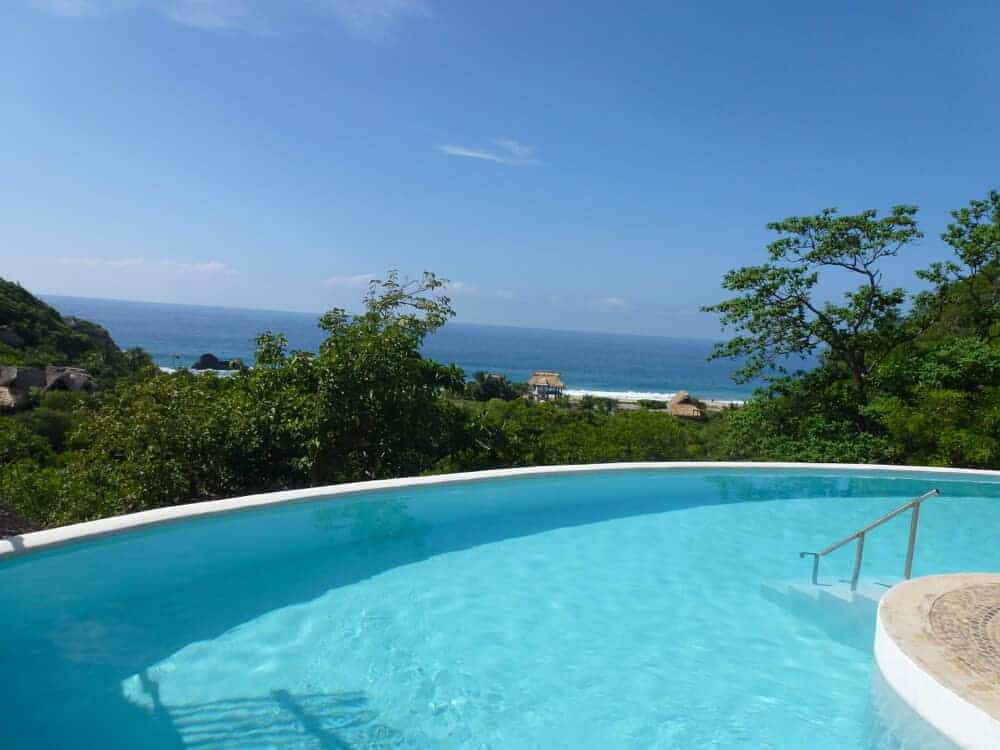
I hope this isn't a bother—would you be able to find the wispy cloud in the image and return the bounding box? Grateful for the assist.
[592,295,632,312]
[162,259,239,275]
[437,138,539,166]
[29,0,428,36]
[444,280,477,295]
[162,0,262,32]
[57,256,238,275]
[542,292,632,313]
[322,0,428,40]
[496,289,515,300]
[31,0,262,31]
[31,0,136,16]
[323,272,377,288]
[57,256,146,267]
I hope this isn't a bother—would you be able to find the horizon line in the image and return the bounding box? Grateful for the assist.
[38,291,729,343]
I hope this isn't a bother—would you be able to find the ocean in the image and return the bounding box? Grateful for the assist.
[44,295,760,401]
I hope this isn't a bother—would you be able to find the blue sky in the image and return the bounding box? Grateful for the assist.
[2,1,998,337]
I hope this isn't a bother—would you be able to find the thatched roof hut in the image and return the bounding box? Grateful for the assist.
[668,390,705,420]
[527,371,565,400]
[527,371,565,389]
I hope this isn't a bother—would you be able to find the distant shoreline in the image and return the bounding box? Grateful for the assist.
[160,369,747,408]
[565,387,744,405]
[565,389,744,410]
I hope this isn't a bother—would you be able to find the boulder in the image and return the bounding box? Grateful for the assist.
[0,366,19,387]
[192,353,234,370]
[667,390,706,420]
[0,366,46,410]
[0,366,95,410]
[44,366,95,393]
[0,326,25,348]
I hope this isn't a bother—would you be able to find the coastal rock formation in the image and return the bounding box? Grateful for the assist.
[0,365,94,410]
[192,353,234,370]
[668,390,706,420]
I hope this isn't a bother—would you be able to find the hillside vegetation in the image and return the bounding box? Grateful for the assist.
[0,279,153,382]
[1,188,998,530]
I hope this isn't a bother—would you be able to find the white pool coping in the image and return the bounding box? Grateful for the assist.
[875,576,1000,750]
[4,461,1000,559]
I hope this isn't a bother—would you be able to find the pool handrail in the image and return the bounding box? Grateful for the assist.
[799,488,940,591]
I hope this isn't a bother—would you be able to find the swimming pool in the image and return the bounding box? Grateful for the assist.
[3,465,998,748]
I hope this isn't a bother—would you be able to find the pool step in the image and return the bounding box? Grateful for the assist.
[759,581,891,649]
[761,580,887,610]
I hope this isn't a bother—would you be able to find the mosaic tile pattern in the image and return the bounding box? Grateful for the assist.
[928,582,1000,683]
[881,573,1000,726]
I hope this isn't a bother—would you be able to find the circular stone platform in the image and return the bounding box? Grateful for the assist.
[875,574,1000,749]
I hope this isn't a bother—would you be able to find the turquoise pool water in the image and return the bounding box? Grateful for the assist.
[3,468,998,748]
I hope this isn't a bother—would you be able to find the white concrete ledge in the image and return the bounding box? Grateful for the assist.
[4,461,1000,559]
[875,575,1000,750]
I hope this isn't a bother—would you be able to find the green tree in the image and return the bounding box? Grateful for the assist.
[266,270,467,482]
[703,205,923,407]
[464,371,525,402]
[915,189,1000,340]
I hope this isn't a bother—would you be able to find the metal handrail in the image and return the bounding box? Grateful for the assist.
[799,488,940,591]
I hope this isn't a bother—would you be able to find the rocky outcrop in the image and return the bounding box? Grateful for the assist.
[0,366,44,410]
[192,353,234,370]
[668,390,706,420]
[45,366,95,393]
[0,365,94,410]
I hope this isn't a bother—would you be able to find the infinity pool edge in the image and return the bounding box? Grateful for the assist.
[6,461,1000,559]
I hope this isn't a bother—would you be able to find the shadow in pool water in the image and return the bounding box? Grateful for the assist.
[126,669,408,750]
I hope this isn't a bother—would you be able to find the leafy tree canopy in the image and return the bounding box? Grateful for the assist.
[704,205,922,405]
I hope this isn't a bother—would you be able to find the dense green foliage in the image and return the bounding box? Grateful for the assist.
[464,371,525,402]
[440,399,703,472]
[2,189,999,530]
[637,399,667,410]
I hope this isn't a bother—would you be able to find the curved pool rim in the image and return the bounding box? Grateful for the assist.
[5,460,1000,559]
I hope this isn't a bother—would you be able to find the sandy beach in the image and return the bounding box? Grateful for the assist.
[565,390,744,412]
